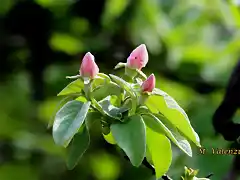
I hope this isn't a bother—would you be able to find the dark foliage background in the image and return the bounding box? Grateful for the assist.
[1,0,240,179]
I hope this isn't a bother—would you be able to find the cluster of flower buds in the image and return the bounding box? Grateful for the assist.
[79,44,156,93]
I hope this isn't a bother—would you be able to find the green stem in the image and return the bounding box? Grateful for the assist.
[136,69,147,80]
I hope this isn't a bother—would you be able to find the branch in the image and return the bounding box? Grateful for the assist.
[205,173,214,178]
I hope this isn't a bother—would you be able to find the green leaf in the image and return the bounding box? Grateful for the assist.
[145,144,153,165]
[66,127,90,170]
[90,98,107,116]
[97,73,111,81]
[109,95,122,107]
[109,74,135,98]
[91,77,105,90]
[146,127,172,179]
[145,93,200,147]
[103,131,116,144]
[90,73,111,93]
[98,96,129,120]
[130,83,141,93]
[84,111,102,132]
[114,62,126,69]
[136,106,150,114]
[152,88,167,96]
[75,96,88,103]
[101,122,111,135]
[91,82,122,101]
[48,95,78,129]
[91,76,108,91]
[53,100,91,146]
[154,113,192,157]
[142,114,192,157]
[125,66,138,78]
[57,79,84,96]
[111,115,146,167]
[109,74,137,114]
[66,75,81,79]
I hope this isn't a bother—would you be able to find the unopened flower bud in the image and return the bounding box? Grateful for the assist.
[141,74,155,93]
[126,44,148,70]
[79,52,99,79]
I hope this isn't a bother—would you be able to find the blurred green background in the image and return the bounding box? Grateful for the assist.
[1,0,240,179]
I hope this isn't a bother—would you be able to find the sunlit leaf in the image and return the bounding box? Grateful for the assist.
[142,114,192,157]
[53,100,91,146]
[57,79,84,96]
[114,62,126,69]
[124,67,138,78]
[145,144,153,165]
[109,74,135,97]
[103,131,116,144]
[136,106,150,114]
[92,82,122,101]
[75,96,88,103]
[152,88,167,96]
[97,73,111,81]
[155,113,192,156]
[111,115,146,167]
[110,95,122,107]
[229,4,240,27]
[146,127,172,178]
[91,76,106,91]
[145,93,200,147]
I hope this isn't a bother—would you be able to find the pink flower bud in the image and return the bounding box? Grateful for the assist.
[126,44,148,70]
[141,74,155,93]
[79,52,99,79]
